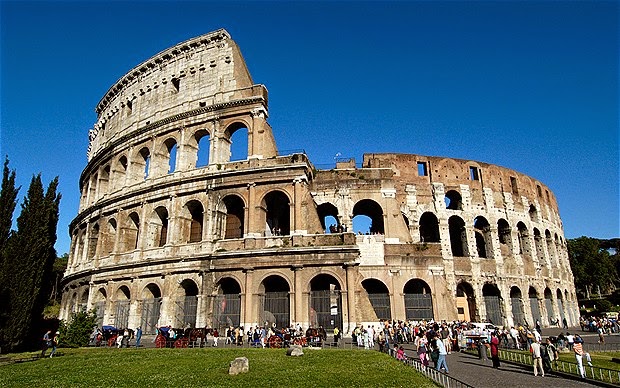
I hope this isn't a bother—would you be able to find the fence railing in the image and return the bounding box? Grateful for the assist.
[499,348,620,385]
[386,347,474,388]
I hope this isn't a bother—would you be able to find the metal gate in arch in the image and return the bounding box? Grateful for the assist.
[115,300,130,329]
[140,298,161,334]
[511,297,525,326]
[367,293,391,321]
[404,294,433,320]
[212,294,241,330]
[309,290,342,330]
[484,296,502,326]
[260,292,289,329]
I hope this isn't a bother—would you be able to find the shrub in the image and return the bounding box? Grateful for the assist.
[59,309,98,348]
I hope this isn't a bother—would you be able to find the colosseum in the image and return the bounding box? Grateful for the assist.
[60,29,579,335]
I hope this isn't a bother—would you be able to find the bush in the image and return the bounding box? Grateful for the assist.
[595,299,613,313]
[59,309,97,348]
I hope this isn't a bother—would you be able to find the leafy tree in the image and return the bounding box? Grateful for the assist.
[1,173,60,351]
[568,236,618,299]
[59,309,98,348]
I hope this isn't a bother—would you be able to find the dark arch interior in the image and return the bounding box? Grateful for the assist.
[482,283,500,297]
[317,202,339,231]
[145,283,162,298]
[362,278,389,293]
[224,195,245,238]
[310,274,341,291]
[404,279,431,294]
[262,275,290,292]
[218,277,241,294]
[419,212,440,242]
[528,286,538,298]
[264,191,290,235]
[510,286,522,298]
[444,190,463,210]
[353,199,384,234]
[181,279,198,296]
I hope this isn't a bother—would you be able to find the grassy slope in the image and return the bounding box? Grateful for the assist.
[0,348,438,388]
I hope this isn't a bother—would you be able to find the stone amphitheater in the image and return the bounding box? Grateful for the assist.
[60,29,579,334]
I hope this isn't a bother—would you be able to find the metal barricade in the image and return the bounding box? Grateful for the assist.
[499,348,620,385]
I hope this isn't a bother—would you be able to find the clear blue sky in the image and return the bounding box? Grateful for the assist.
[1,1,618,255]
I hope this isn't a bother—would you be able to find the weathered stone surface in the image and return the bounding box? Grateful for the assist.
[286,345,304,357]
[229,357,249,375]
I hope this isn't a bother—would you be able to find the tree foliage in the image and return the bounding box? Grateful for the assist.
[0,160,61,352]
[568,236,619,299]
[59,309,98,348]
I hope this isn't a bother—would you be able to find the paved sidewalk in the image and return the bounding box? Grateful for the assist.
[437,351,601,388]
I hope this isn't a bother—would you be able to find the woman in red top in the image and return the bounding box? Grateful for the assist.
[490,331,501,368]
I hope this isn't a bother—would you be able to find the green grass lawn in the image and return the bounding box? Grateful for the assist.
[0,347,438,388]
[556,351,620,371]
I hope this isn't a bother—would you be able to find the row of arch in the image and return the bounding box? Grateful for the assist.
[419,212,566,264]
[70,190,289,266]
[82,122,249,208]
[68,274,575,332]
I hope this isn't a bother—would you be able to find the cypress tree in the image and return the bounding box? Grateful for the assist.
[2,174,60,351]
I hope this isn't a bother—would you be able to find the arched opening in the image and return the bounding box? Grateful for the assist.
[449,216,468,257]
[403,279,433,320]
[529,204,538,222]
[79,289,89,312]
[545,230,556,266]
[140,283,162,334]
[259,275,290,329]
[474,216,491,258]
[517,222,532,261]
[184,200,204,243]
[223,195,245,239]
[102,218,116,255]
[146,207,168,248]
[444,190,463,210]
[510,286,525,326]
[352,199,384,234]
[482,284,503,325]
[533,228,545,266]
[195,129,211,167]
[87,223,99,259]
[419,212,440,243]
[99,165,110,196]
[317,203,341,233]
[178,279,198,328]
[164,138,178,174]
[456,281,477,322]
[556,288,566,324]
[114,285,131,329]
[138,147,151,181]
[113,156,128,188]
[263,191,290,236]
[122,212,140,252]
[310,274,342,331]
[544,287,554,325]
[213,277,242,331]
[497,218,513,256]
[361,278,391,321]
[93,288,106,328]
[529,286,540,326]
[88,173,97,204]
[225,122,249,162]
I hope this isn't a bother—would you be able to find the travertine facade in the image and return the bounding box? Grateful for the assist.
[60,29,579,334]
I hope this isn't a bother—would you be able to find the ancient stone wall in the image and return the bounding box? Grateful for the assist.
[61,30,579,335]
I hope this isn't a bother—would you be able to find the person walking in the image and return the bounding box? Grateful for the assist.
[135,326,142,348]
[490,332,501,369]
[41,330,52,358]
[574,335,586,378]
[434,334,449,374]
[530,339,544,377]
[49,331,60,358]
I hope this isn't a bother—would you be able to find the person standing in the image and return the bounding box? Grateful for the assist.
[434,334,449,374]
[530,339,544,377]
[574,335,586,378]
[490,332,501,369]
[41,330,52,358]
[135,327,142,348]
[49,331,60,358]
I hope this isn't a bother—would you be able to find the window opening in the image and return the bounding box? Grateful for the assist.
[417,162,428,177]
